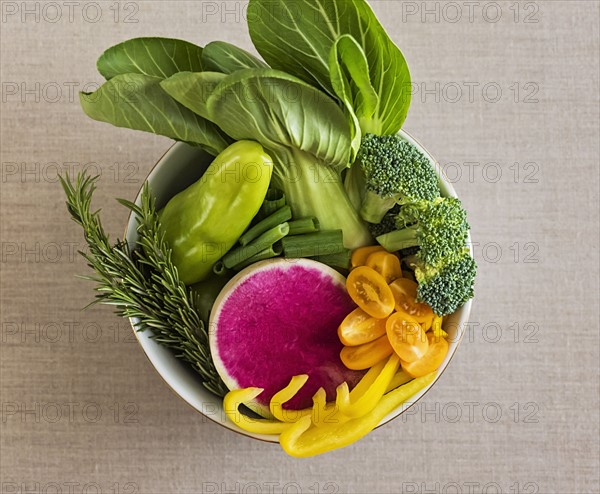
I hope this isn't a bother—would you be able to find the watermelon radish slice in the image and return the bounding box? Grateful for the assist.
[209,258,364,418]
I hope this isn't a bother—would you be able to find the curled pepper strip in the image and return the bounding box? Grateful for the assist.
[335,382,350,411]
[342,354,400,418]
[269,375,312,423]
[346,358,388,403]
[311,388,328,427]
[223,388,291,435]
[312,385,351,428]
[279,372,436,458]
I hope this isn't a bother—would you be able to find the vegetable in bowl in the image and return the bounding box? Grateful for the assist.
[209,259,364,418]
[158,140,273,285]
[62,0,477,456]
[352,133,442,224]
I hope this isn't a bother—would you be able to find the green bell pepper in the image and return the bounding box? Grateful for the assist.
[160,140,273,284]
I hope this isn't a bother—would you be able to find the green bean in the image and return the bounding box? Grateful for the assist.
[212,260,227,276]
[232,243,283,271]
[282,230,345,258]
[312,249,352,270]
[257,188,286,220]
[223,223,290,269]
[288,217,320,236]
[239,206,292,246]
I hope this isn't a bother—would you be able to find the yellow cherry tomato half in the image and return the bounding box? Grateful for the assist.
[338,308,388,346]
[365,251,402,284]
[386,313,429,363]
[340,335,394,370]
[351,245,386,269]
[346,266,395,319]
[389,278,434,329]
[401,332,449,378]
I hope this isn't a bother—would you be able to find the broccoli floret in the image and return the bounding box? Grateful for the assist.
[368,204,401,237]
[354,134,440,223]
[377,197,469,265]
[407,249,477,316]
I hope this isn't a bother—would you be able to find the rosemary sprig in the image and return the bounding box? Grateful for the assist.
[60,172,227,397]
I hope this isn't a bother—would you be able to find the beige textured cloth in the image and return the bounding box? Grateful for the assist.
[1,1,598,493]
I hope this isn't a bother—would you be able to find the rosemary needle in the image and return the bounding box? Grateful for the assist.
[60,172,227,397]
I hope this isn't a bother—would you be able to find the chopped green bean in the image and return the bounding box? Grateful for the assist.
[212,260,227,276]
[232,243,283,271]
[223,223,290,269]
[239,206,292,246]
[257,188,286,220]
[282,230,345,258]
[288,217,320,236]
[312,249,352,270]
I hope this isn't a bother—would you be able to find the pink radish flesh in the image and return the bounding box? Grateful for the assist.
[213,262,364,410]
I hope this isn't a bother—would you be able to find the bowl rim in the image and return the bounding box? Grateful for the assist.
[125,129,473,443]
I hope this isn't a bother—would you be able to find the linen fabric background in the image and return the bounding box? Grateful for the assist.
[1,1,598,493]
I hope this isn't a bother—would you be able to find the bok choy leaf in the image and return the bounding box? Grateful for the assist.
[160,72,227,120]
[97,37,204,80]
[80,73,231,155]
[201,41,268,74]
[247,0,412,135]
[329,34,378,159]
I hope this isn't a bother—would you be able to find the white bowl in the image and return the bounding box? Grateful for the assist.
[126,130,473,443]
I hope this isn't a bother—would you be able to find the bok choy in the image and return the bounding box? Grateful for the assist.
[248,0,412,139]
[162,68,372,248]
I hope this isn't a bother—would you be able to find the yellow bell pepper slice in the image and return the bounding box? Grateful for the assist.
[385,370,413,392]
[279,372,436,457]
[347,358,387,398]
[269,374,312,423]
[431,315,449,340]
[224,387,290,435]
[311,387,327,426]
[342,354,400,418]
[335,382,350,411]
[311,384,351,428]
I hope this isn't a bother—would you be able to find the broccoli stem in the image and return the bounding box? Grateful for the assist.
[360,190,398,224]
[273,148,373,250]
[376,226,420,252]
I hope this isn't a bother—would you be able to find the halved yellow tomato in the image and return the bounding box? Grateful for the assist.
[386,312,429,363]
[401,332,449,378]
[340,335,394,370]
[346,267,395,319]
[351,245,386,269]
[338,308,388,346]
[389,278,434,329]
[365,251,402,284]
